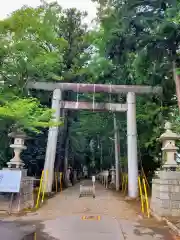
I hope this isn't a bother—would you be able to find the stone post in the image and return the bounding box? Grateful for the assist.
[73,170,77,183]
[151,122,180,217]
[110,165,116,187]
[83,165,88,178]
[127,92,138,198]
[43,89,62,193]
[66,166,72,187]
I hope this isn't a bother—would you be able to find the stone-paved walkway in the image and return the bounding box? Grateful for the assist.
[33,180,138,221]
[3,181,177,239]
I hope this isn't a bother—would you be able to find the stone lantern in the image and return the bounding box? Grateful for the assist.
[151,122,180,217]
[110,165,116,186]
[66,166,72,186]
[7,131,28,169]
[159,122,179,170]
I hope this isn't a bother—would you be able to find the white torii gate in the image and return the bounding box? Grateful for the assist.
[27,82,162,198]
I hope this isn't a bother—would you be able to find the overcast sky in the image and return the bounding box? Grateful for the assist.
[0,0,97,23]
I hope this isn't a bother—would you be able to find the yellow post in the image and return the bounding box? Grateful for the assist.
[143,178,150,218]
[55,172,58,193]
[60,172,63,192]
[41,170,48,204]
[122,173,125,192]
[34,232,36,240]
[138,176,144,214]
[123,174,128,195]
[142,168,150,189]
[35,170,44,209]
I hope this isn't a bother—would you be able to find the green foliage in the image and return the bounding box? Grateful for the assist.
[0,2,93,168]
[0,97,62,133]
[0,4,67,85]
[81,0,180,172]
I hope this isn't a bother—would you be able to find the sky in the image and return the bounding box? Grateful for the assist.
[0,0,97,23]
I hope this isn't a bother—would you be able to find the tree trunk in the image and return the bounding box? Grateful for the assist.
[173,61,180,110]
[64,134,69,187]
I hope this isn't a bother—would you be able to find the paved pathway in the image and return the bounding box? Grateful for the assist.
[35,180,137,220]
[3,180,176,239]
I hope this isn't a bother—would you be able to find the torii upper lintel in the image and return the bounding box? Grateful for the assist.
[27,81,162,95]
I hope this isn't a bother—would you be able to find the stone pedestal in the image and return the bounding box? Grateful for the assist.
[151,171,180,217]
[18,174,34,212]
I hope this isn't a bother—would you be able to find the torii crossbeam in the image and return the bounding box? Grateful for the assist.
[27,81,162,94]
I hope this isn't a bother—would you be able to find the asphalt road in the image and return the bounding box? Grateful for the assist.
[0,221,35,240]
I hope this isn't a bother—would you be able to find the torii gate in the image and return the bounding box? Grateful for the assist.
[27,82,162,198]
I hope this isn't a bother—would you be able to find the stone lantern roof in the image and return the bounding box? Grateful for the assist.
[159,122,180,141]
[110,165,115,171]
[8,131,30,139]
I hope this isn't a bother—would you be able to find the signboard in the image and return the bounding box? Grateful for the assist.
[92,176,96,183]
[0,170,22,193]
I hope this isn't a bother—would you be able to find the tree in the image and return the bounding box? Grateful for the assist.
[0,4,67,86]
[0,2,93,171]
[84,0,180,173]
[0,97,62,133]
[0,3,67,167]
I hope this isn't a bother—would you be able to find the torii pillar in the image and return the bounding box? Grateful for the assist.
[127,92,138,198]
[43,89,62,193]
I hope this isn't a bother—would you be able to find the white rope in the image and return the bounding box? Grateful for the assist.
[76,83,79,109]
[93,84,95,112]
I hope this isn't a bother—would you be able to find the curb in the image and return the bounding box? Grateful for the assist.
[150,209,163,222]
[163,218,180,236]
[150,209,180,236]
